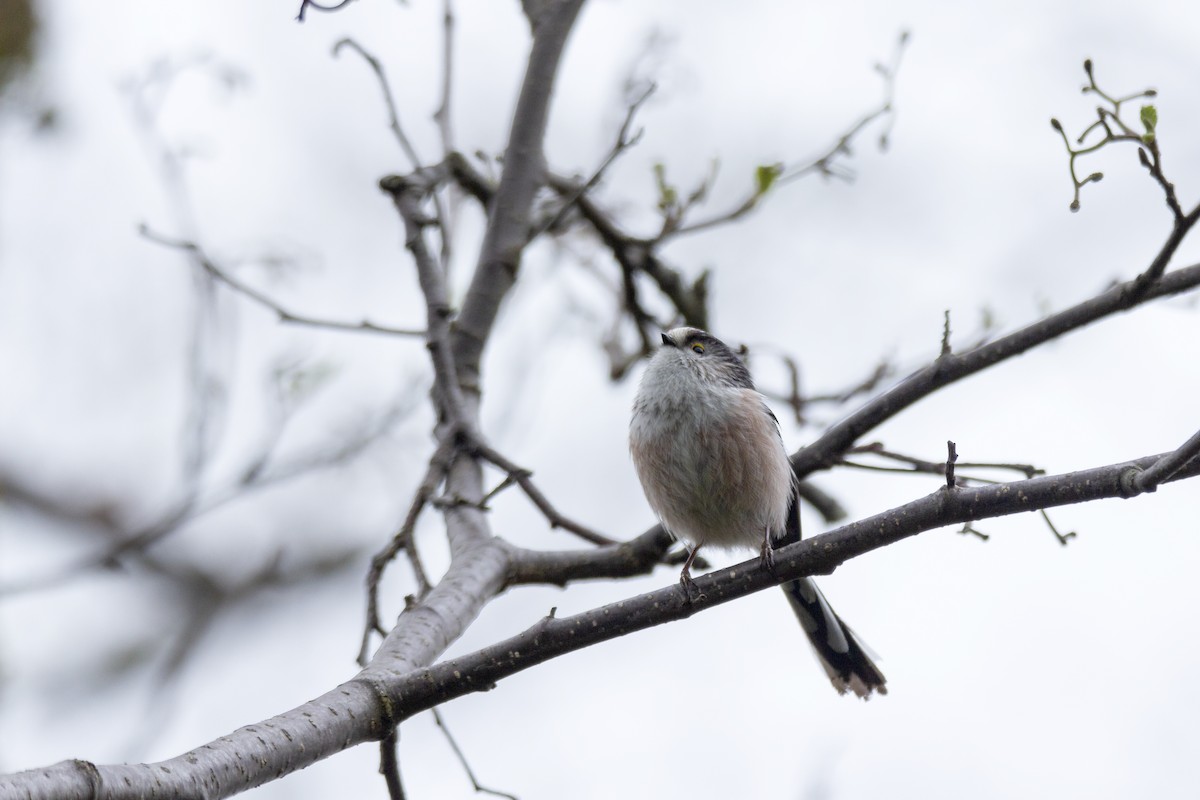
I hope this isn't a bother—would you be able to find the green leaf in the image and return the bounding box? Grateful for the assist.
[653,162,677,211]
[754,163,783,195]
[1140,104,1158,135]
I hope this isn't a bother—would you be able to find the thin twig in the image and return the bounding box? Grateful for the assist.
[753,346,893,424]
[433,708,519,800]
[793,260,1200,479]
[432,0,458,266]
[1040,508,1077,546]
[663,30,909,240]
[124,57,230,521]
[139,225,425,337]
[536,83,655,237]
[808,361,895,405]
[334,37,457,270]
[379,729,406,800]
[841,442,1045,483]
[381,176,473,427]
[796,480,848,524]
[2,386,408,596]
[945,441,958,489]
[358,437,454,666]
[1050,59,1179,217]
[469,439,617,546]
[958,523,989,541]
[296,0,356,22]
[433,0,456,158]
[333,39,422,170]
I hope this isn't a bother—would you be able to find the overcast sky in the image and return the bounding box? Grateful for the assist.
[2,1,1199,798]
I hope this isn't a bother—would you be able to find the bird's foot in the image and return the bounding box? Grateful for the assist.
[759,539,777,577]
[678,570,705,603]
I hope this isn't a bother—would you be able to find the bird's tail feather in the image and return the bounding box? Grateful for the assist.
[782,577,888,699]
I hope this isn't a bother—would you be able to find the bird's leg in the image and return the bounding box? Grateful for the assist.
[759,527,777,575]
[679,545,704,602]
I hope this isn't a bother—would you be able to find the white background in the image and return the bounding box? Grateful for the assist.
[2,1,1199,798]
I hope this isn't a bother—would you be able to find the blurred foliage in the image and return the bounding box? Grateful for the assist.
[0,0,37,98]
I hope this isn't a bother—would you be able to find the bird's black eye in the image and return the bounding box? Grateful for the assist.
[691,342,705,354]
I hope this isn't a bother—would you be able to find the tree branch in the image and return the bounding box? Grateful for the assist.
[7,447,1197,799]
[450,0,585,392]
[793,260,1200,477]
[139,224,425,338]
[296,0,356,23]
[333,38,424,170]
[1134,427,1200,492]
[469,438,617,546]
[505,526,676,586]
[380,175,472,429]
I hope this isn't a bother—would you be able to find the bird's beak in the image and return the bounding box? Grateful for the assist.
[660,332,675,347]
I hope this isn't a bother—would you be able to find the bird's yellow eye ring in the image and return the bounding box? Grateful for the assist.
[691,343,705,354]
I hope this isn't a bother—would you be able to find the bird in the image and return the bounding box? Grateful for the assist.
[629,326,887,698]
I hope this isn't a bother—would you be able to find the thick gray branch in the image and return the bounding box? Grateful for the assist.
[379,448,1200,711]
[7,448,1195,799]
[450,0,584,391]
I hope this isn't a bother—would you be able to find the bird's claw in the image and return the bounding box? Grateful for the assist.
[759,540,777,577]
[678,571,705,603]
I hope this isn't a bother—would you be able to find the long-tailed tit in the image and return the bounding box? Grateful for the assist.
[630,327,887,698]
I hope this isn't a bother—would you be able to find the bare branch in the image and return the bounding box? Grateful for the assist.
[535,83,655,237]
[753,345,894,424]
[446,150,495,207]
[839,442,1044,484]
[660,30,909,241]
[333,38,423,171]
[296,0,357,24]
[469,439,617,546]
[1,390,403,597]
[1134,427,1200,492]
[335,36,457,265]
[123,56,236,506]
[792,260,1200,478]
[139,225,425,337]
[958,523,989,541]
[1040,508,1077,546]
[379,175,474,435]
[361,0,588,683]
[358,436,453,666]
[944,441,958,489]
[431,0,459,265]
[432,0,456,157]
[795,480,848,524]
[379,729,406,800]
[432,708,519,800]
[505,526,676,587]
[450,0,586,390]
[9,448,1198,799]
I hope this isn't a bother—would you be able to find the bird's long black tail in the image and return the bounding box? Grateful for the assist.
[778,488,887,698]
[781,576,887,698]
